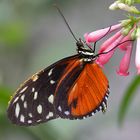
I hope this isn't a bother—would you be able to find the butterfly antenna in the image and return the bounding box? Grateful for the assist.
[95,39,134,57]
[53,4,78,42]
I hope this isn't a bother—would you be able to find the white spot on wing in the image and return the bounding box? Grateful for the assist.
[64,111,70,115]
[28,120,32,124]
[37,104,42,114]
[32,87,35,92]
[50,80,55,84]
[83,116,86,119]
[21,95,25,101]
[20,114,25,122]
[19,86,28,93]
[99,106,102,110]
[24,101,27,108]
[58,106,62,111]
[48,69,53,76]
[105,97,108,100]
[92,112,95,116]
[15,103,20,118]
[29,113,32,118]
[46,112,53,119]
[48,95,54,104]
[34,92,38,100]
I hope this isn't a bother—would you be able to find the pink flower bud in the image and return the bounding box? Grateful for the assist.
[84,23,121,43]
[117,43,133,76]
[96,50,115,67]
[84,23,137,76]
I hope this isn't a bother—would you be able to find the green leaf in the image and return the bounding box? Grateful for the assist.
[118,75,140,126]
[0,85,11,115]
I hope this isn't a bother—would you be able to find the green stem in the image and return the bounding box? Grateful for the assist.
[118,75,140,126]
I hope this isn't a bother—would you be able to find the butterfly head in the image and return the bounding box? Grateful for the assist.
[76,38,96,62]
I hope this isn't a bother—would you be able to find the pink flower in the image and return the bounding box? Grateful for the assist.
[96,33,124,67]
[84,23,121,43]
[118,27,135,51]
[117,42,133,76]
[84,23,140,76]
[136,36,140,74]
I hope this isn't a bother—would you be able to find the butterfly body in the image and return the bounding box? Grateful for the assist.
[7,40,109,126]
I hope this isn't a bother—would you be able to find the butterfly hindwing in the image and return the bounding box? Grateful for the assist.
[7,54,80,126]
[55,62,109,119]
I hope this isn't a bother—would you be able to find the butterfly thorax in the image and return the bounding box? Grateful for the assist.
[76,40,96,62]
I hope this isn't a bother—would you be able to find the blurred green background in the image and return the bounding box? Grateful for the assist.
[0,0,140,140]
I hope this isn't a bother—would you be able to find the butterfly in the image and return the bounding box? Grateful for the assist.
[7,6,110,126]
[7,38,109,126]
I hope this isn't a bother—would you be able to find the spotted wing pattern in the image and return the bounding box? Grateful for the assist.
[7,54,110,126]
[7,55,80,126]
[55,62,109,119]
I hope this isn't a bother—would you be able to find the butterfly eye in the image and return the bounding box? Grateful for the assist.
[76,41,84,48]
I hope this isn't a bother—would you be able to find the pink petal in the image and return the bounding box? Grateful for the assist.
[118,36,132,51]
[135,37,140,74]
[98,30,122,53]
[84,23,122,43]
[96,50,115,67]
[118,28,134,51]
[96,34,124,66]
[117,42,133,76]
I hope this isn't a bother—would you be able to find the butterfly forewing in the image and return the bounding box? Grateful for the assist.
[55,62,109,119]
[7,55,80,126]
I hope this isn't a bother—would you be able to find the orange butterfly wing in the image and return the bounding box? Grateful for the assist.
[55,59,109,119]
[68,63,109,117]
